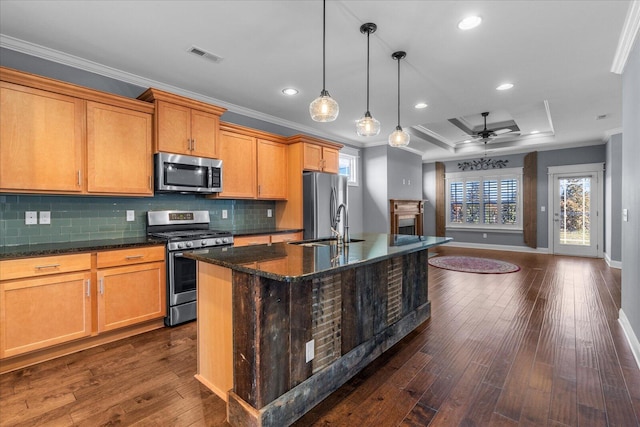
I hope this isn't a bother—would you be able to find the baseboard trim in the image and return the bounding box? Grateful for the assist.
[604,252,623,269]
[444,241,549,254]
[619,309,640,370]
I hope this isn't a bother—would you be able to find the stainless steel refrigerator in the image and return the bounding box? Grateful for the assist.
[303,172,348,240]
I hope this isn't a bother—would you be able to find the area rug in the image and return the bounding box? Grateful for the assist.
[428,256,520,274]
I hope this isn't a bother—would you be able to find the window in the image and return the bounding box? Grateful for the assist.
[446,168,522,230]
[339,148,359,186]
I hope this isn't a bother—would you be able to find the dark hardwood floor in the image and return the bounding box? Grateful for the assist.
[1,246,638,426]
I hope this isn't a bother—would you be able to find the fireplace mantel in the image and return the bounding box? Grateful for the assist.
[390,199,424,235]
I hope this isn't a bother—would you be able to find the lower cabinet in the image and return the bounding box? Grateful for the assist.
[233,232,302,247]
[0,246,165,365]
[97,262,165,332]
[0,270,91,358]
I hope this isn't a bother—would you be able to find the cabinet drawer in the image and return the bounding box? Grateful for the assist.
[0,253,91,281]
[270,232,303,243]
[233,235,271,247]
[97,246,165,268]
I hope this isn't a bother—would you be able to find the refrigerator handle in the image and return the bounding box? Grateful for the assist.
[330,186,337,229]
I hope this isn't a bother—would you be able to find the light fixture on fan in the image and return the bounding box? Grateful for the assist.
[310,0,339,122]
[389,51,410,147]
[356,23,380,137]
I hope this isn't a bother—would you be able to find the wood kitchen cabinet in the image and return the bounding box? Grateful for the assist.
[233,232,302,247]
[87,101,153,195]
[137,88,226,158]
[216,123,287,200]
[0,246,165,371]
[0,254,92,358]
[96,246,166,333]
[0,81,85,193]
[302,142,339,174]
[0,67,155,196]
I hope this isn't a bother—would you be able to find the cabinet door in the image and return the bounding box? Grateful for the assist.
[0,82,84,193]
[97,262,166,333]
[302,143,323,172]
[322,147,340,174]
[270,232,303,243]
[257,139,287,200]
[156,101,191,155]
[233,235,270,247]
[86,102,153,195]
[0,272,91,358]
[190,109,219,158]
[217,131,257,198]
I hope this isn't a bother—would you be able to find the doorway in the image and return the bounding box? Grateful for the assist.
[548,163,603,257]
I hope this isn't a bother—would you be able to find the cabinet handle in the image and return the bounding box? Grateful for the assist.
[125,255,144,260]
[187,138,192,151]
[99,278,105,295]
[86,279,91,297]
[149,176,153,190]
[35,264,61,270]
[77,170,82,187]
[258,184,261,196]
[192,139,196,151]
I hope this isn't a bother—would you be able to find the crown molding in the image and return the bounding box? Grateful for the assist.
[0,35,354,146]
[611,0,640,74]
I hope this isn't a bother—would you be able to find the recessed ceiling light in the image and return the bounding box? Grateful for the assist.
[414,102,428,109]
[496,83,514,91]
[282,88,299,96]
[530,130,540,134]
[458,16,482,30]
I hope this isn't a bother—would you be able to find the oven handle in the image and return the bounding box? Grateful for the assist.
[173,250,210,258]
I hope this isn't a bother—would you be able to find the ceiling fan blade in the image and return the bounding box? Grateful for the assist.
[493,128,513,135]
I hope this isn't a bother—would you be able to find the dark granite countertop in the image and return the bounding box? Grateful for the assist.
[0,237,166,260]
[224,227,304,237]
[185,233,452,282]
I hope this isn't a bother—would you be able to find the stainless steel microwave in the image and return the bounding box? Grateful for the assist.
[155,152,222,194]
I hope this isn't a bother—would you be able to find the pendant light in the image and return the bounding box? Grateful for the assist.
[310,0,339,122]
[389,51,410,147]
[356,23,380,136]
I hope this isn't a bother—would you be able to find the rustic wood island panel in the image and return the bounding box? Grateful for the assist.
[188,233,451,426]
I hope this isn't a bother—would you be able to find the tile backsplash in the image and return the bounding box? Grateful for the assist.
[0,194,276,246]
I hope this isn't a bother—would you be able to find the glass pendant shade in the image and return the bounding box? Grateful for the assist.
[356,112,381,136]
[310,90,339,122]
[389,126,410,147]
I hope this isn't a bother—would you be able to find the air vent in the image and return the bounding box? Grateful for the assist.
[188,46,223,63]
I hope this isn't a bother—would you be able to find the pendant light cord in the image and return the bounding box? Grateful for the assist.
[366,30,370,112]
[396,55,401,127]
[322,0,326,92]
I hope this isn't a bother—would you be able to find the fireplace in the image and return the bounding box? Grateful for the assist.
[390,199,424,236]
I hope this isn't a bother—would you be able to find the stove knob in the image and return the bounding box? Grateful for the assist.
[223,238,229,244]
[186,241,193,248]
[177,242,185,249]
[201,240,208,246]
[215,239,222,244]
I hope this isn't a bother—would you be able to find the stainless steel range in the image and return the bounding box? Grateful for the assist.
[147,210,233,326]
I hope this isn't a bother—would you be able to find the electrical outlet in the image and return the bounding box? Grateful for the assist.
[126,210,135,222]
[541,206,546,212]
[623,209,628,222]
[267,209,272,218]
[25,211,37,225]
[306,339,315,363]
[222,209,228,219]
[39,211,51,224]
[483,233,487,238]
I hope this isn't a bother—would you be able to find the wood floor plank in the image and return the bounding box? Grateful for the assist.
[2,246,638,427]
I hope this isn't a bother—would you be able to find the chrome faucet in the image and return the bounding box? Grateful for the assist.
[334,203,350,245]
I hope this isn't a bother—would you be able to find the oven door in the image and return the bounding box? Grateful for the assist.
[167,251,200,305]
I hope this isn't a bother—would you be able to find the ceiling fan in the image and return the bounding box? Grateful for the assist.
[467,111,518,144]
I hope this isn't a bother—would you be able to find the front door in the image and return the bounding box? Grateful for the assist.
[549,164,603,257]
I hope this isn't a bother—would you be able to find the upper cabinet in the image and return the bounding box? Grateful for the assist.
[0,67,154,197]
[215,123,287,200]
[137,88,226,158]
[288,135,341,174]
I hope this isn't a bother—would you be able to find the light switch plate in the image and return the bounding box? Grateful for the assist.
[306,339,315,363]
[222,209,228,219]
[39,211,51,224]
[126,210,135,222]
[267,209,272,218]
[541,206,546,212]
[25,211,37,225]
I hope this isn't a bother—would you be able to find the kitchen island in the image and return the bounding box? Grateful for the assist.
[186,233,451,426]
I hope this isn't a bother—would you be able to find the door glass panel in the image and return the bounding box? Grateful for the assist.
[559,177,591,246]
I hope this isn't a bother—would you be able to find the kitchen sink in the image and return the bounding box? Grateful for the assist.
[289,238,364,247]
